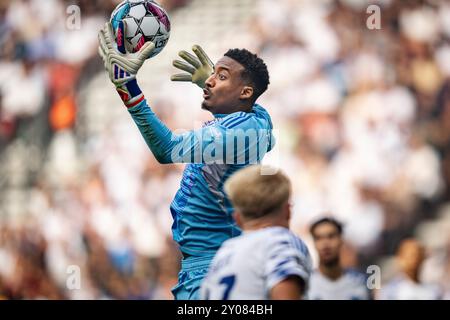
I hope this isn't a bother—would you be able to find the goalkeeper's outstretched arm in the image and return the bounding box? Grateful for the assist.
[99,22,256,165]
[127,101,186,164]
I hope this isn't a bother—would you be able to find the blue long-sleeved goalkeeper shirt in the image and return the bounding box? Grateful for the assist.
[128,100,275,257]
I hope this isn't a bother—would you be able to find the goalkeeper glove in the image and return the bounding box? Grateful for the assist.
[171,45,214,89]
[98,21,155,108]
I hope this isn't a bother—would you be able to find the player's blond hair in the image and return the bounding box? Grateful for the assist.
[224,165,291,220]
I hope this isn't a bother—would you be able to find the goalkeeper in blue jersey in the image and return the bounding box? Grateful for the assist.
[98,21,274,300]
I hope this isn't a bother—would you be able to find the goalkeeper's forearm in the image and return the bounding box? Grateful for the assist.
[127,97,178,164]
[112,72,178,164]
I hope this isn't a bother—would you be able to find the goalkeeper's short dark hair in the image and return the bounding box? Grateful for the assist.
[224,48,270,103]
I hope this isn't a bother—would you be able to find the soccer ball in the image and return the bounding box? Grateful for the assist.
[110,0,171,59]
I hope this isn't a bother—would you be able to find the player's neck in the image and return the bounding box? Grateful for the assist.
[242,218,288,232]
[403,269,421,283]
[319,263,343,281]
[212,103,253,116]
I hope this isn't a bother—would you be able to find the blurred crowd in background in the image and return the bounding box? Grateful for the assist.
[0,0,449,299]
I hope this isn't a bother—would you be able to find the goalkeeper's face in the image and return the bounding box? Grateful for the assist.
[202,56,253,114]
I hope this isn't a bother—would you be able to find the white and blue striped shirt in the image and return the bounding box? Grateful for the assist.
[308,269,372,300]
[200,226,312,300]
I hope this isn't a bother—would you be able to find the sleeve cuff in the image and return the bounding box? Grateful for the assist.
[116,79,144,108]
[266,268,310,293]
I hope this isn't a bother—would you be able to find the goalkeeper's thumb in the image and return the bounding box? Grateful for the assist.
[138,42,156,60]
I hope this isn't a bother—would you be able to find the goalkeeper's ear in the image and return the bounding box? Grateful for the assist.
[116,20,126,54]
[240,86,254,101]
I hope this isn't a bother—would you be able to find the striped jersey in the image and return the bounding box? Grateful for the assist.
[308,269,372,300]
[199,226,313,300]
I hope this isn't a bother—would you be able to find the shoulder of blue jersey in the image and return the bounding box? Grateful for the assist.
[219,112,253,129]
[219,110,272,130]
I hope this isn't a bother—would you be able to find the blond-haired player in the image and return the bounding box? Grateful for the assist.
[199,165,312,300]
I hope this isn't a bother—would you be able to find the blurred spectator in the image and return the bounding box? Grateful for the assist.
[308,217,372,300]
[378,238,442,299]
